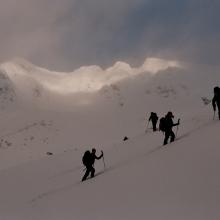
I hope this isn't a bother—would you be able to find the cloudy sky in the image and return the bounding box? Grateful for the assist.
[0,0,219,71]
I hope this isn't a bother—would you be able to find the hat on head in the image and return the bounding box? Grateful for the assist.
[167,111,174,117]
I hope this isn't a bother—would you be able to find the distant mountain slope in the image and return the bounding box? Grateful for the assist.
[0,69,16,110]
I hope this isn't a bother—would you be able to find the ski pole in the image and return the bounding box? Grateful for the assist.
[175,125,179,137]
[101,150,106,170]
[175,119,180,137]
[145,120,149,133]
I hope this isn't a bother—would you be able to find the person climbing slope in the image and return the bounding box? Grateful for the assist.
[148,112,158,132]
[212,86,220,120]
[82,148,103,181]
[163,111,180,145]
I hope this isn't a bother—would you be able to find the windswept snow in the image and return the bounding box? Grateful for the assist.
[0,57,181,94]
[0,58,219,220]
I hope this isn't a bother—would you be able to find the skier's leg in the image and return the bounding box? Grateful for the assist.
[217,102,220,120]
[163,131,169,145]
[91,167,95,178]
[170,130,175,142]
[82,167,90,181]
[152,121,157,132]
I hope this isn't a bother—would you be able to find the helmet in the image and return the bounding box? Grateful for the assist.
[167,111,174,118]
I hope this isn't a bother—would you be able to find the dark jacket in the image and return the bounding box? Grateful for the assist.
[212,92,220,110]
[149,113,158,122]
[164,116,179,131]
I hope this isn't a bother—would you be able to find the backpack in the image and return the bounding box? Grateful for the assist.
[159,117,166,132]
[82,150,91,166]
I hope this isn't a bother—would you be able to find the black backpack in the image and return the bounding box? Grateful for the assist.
[159,117,166,132]
[82,150,91,166]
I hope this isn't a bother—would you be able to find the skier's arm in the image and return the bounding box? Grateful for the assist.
[172,119,180,127]
[95,151,103,160]
[148,116,152,121]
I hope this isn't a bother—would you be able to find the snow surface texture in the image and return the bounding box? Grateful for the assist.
[0,58,219,220]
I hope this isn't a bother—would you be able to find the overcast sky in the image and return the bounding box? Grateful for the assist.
[0,0,219,71]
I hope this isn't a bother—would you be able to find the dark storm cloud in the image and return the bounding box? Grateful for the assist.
[0,0,220,70]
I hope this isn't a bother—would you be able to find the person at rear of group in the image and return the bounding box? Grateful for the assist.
[163,111,180,145]
[148,112,158,132]
[82,148,103,181]
[212,86,220,120]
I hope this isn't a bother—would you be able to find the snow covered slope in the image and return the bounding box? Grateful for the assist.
[0,58,190,168]
[0,69,16,110]
[0,58,219,220]
[0,108,219,220]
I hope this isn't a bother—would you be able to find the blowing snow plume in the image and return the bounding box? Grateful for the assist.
[0,57,181,95]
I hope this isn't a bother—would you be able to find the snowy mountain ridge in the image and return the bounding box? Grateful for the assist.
[0,69,16,110]
[0,57,182,94]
